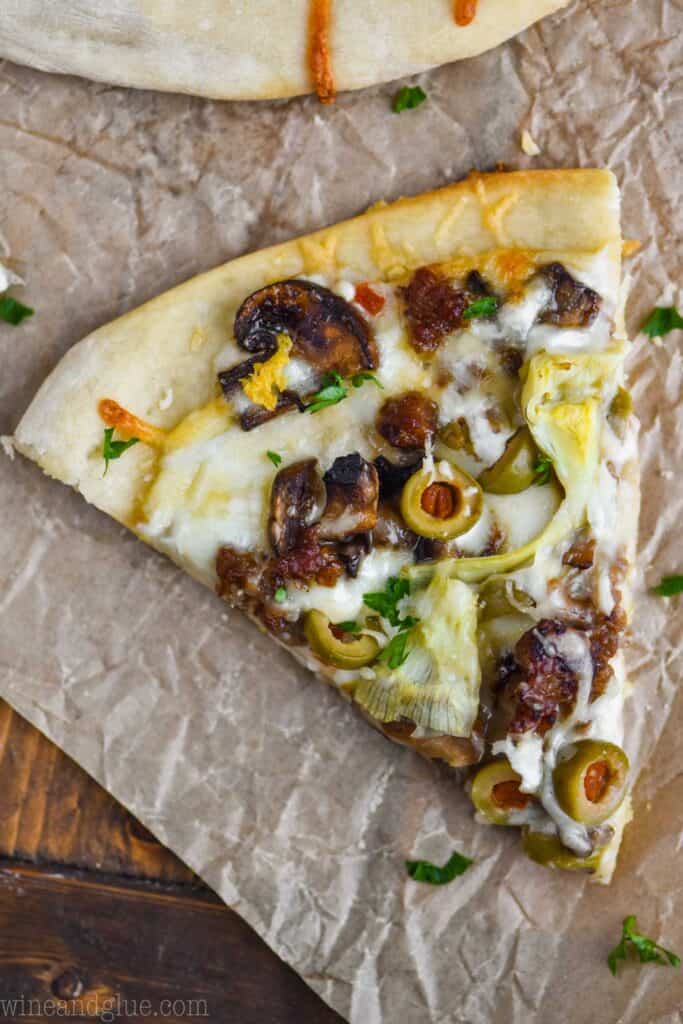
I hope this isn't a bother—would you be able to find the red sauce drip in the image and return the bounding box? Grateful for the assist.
[309,0,336,104]
[454,0,478,26]
[354,283,385,317]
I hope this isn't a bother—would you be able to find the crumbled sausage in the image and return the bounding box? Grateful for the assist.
[400,267,467,352]
[376,390,438,449]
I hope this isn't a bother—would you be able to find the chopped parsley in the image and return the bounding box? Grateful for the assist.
[307,370,384,413]
[533,454,553,486]
[306,372,347,413]
[102,428,139,475]
[652,575,683,597]
[608,915,680,976]
[0,295,34,325]
[363,576,411,628]
[378,630,413,669]
[406,850,473,885]
[337,620,361,634]
[273,586,288,604]
[351,371,383,390]
[267,450,283,468]
[641,306,683,338]
[463,296,498,320]
[393,85,428,114]
[363,577,418,668]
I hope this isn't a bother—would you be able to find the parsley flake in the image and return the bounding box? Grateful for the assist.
[363,576,411,628]
[274,586,287,604]
[306,372,347,413]
[406,850,473,885]
[641,306,683,338]
[337,620,360,634]
[533,454,553,486]
[393,85,428,114]
[0,295,34,326]
[652,575,683,597]
[378,630,413,669]
[351,372,383,390]
[608,915,680,976]
[267,450,283,468]
[102,428,139,476]
[463,296,498,320]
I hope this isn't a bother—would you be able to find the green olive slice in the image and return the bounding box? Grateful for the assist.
[471,759,531,825]
[478,427,539,494]
[552,739,629,825]
[400,464,483,541]
[522,829,603,873]
[304,610,380,669]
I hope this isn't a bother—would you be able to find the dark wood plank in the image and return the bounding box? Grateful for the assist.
[0,702,193,883]
[0,860,342,1024]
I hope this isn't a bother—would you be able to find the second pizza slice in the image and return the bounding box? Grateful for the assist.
[14,170,638,881]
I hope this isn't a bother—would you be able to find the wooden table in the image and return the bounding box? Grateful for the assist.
[0,702,342,1023]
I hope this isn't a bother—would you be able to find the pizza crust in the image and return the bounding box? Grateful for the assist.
[0,0,569,101]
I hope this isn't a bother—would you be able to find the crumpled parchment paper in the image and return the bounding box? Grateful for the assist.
[1,2,683,1020]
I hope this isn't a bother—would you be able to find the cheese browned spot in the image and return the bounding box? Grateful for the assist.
[309,0,336,104]
[454,0,478,26]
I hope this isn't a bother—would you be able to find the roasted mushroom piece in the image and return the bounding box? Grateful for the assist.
[269,459,326,556]
[539,263,601,328]
[318,454,379,541]
[218,279,379,429]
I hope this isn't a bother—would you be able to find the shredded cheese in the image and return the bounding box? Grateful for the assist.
[241,333,293,411]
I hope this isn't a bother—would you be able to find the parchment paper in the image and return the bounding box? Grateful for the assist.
[1,2,682,1020]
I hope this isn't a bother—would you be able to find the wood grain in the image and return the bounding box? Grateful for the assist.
[0,860,342,1024]
[0,702,192,883]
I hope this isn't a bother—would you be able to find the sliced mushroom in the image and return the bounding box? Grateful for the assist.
[539,263,601,328]
[318,454,379,541]
[234,279,377,372]
[374,453,423,499]
[269,459,327,556]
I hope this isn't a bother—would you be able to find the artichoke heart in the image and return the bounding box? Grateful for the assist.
[353,568,480,737]
[405,351,607,586]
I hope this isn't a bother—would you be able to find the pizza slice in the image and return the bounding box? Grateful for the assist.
[14,170,638,881]
[0,0,569,103]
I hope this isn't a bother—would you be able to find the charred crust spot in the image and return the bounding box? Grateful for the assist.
[539,263,601,328]
[376,390,439,449]
[233,279,377,373]
[399,267,467,352]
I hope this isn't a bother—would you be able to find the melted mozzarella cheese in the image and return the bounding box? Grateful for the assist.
[283,548,412,621]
